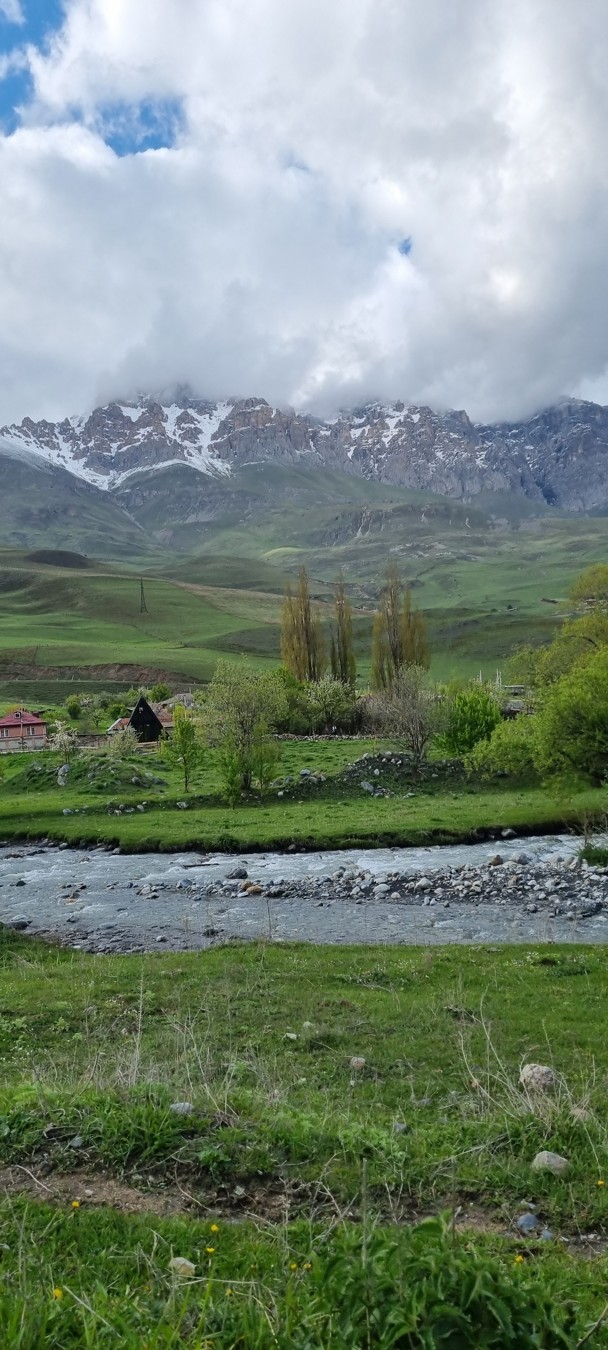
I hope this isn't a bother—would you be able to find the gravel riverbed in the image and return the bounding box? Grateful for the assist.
[2,837,608,951]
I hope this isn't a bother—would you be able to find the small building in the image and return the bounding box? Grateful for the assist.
[0,709,47,753]
[107,696,173,744]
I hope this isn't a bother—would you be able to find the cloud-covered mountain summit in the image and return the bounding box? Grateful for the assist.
[3,393,608,513]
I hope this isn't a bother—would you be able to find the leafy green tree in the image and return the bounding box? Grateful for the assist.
[304,675,358,734]
[441,686,501,757]
[107,726,140,760]
[569,563,608,611]
[199,662,287,797]
[534,647,608,783]
[150,682,171,702]
[250,723,282,795]
[281,568,326,682]
[163,707,204,792]
[467,716,538,779]
[64,695,82,721]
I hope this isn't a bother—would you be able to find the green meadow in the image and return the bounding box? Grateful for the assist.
[1,501,608,695]
[2,933,608,1344]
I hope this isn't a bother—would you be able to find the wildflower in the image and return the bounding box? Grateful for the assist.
[514,1255,524,1265]
[226,1288,233,1297]
[71,1201,80,1210]
[597,1179,605,1188]
[210,1223,219,1233]
[52,1288,63,1300]
[205,1247,215,1254]
[289,1262,298,1270]
[303,1262,312,1271]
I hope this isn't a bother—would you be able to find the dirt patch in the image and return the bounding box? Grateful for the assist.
[0,1166,302,1222]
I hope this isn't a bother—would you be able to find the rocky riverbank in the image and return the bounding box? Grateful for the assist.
[1,840,608,952]
[202,851,608,922]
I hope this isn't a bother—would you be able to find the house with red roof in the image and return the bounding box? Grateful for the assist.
[0,708,47,753]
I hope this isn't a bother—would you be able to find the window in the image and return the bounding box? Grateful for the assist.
[0,728,9,738]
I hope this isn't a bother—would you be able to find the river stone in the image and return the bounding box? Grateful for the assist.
[531,1150,570,1177]
[516,1212,541,1234]
[415,877,432,892]
[520,1063,557,1093]
[227,866,248,880]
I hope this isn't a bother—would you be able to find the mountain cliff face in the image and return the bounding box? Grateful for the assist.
[2,393,608,513]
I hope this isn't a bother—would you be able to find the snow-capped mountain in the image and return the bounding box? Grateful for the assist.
[3,392,608,512]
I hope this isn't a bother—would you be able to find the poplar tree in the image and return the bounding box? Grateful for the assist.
[330,574,356,685]
[371,564,430,689]
[281,567,326,682]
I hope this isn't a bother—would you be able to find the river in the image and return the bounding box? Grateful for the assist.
[2,833,606,951]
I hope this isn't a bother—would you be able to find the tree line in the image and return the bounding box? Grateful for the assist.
[281,563,429,690]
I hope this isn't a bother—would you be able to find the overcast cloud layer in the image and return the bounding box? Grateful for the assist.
[0,0,608,424]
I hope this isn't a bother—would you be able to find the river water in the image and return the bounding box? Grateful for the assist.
[2,833,604,951]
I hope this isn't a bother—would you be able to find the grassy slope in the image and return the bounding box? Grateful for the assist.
[3,458,608,688]
[2,931,608,1343]
[0,740,603,851]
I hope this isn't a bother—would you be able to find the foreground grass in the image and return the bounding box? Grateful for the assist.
[2,933,608,1341]
[0,738,604,850]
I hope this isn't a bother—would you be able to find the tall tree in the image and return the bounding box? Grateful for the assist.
[371,564,430,689]
[281,567,326,682]
[330,575,356,685]
[402,586,430,670]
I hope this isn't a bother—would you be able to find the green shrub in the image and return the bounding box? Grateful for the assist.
[441,686,501,757]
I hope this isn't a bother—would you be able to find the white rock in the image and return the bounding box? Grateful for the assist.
[350,1056,366,1070]
[531,1150,570,1177]
[169,1257,196,1278]
[520,1063,557,1092]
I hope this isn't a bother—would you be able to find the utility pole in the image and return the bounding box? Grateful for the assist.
[140,578,148,615]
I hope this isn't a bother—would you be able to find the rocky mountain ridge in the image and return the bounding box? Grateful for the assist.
[2,393,608,513]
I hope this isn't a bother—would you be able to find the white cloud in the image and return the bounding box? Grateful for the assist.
[0,0,24,24]
[1,0,608,423]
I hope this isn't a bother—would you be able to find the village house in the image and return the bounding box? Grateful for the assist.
[107,695,174,743]
[0,708,48,753]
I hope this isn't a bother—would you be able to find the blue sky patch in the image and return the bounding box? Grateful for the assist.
[398,236,412,256]
[98,98,184,156]
[0,0,64,130]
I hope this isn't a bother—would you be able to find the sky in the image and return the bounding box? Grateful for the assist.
[0,0,608,425]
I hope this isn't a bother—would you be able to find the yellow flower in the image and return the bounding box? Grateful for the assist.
[514,1255,524,1265]
[52,1288,63,1300]
[226,1288,233,1297]
[205,1247,215,1254]
[210,1223,219,1233]
[597,1179,605,1187]
[71,1201,80,1210]
[303,1262,312,1271]
[289,1262,298,1271]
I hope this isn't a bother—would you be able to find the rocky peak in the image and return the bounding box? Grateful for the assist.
[2,392,608,512]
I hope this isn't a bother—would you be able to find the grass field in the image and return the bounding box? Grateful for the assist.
[2,931,608,1343]
[0,740,604,852]
[1,470,608,693]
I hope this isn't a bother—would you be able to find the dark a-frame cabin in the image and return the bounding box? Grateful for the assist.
[128,696,166,743]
